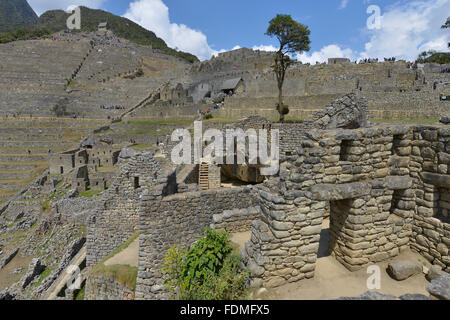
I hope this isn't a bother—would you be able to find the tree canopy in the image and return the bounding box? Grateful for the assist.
[265,14,311,122]
[266,14,311,55]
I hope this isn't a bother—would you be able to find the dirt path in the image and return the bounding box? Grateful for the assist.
[261,219,430,300]
[104,238,139,267]
[46,246,86,300]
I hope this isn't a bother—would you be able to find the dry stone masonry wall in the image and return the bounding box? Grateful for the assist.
[136,185,258,299]
[243,123,450,288]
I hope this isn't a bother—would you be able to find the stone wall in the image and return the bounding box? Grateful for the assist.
[243,123,450,289]
[86,152,162,267]
[86,273,134,300]
[212,206,261,233]
[135,185,258,299]
[409,126,450,269]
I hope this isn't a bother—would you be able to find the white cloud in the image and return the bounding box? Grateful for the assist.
[124,0,221,61]
[360,0,450,60]
[339,0,349,10]
[296,44,355,64]
[297,0,449,64]
[28,0,106,16]
[252,45,278,52]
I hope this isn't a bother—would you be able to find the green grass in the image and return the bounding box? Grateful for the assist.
[91,264,138,290]
[90,233,140,290]
[268,118,306,123]
[75,283,86,300]
[119,129,171,135]
[125,120,193,126]
[0,222,38,240]
[373,118,439,123]
[77,189,103,198]
[131,144,158,151]
[32,265,56,287]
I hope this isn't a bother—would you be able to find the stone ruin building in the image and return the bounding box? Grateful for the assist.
[84,93,450,299]
[49,135,123,191]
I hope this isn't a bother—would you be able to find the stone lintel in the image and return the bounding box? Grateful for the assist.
[420,172,450,189]
[384,176,413,190]
[310,182,371,201]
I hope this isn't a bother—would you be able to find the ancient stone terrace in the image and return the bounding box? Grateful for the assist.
[74,45,142,83]
[0,40,91,116]
[0,117,109,203]
[0,32,190,119]
[178,53,450,121]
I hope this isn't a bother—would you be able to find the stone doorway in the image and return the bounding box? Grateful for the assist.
[329,199,352,260]
[436,187,450,223]
[317,199,352,260]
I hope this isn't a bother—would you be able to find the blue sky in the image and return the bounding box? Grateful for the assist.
[28,0,450,61]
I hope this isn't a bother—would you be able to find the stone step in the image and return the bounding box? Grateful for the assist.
[0,155,49,162]
[0,163,37,170]
[0,171,35,180]
[0,141,74,148]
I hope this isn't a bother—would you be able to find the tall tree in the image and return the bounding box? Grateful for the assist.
[442,17,450,29]
[266,14,311,122]
[443,17,449,48]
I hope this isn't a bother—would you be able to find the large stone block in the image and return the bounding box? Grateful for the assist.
[310,182,371,201]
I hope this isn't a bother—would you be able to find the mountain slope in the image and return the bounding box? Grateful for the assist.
[37,6,198,63]
[0,0,38,32]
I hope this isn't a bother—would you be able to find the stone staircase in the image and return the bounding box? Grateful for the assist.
[199,163,209,190]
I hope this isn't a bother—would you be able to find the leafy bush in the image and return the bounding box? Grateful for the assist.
[162,228,249,300]
[203,113,213,120]
[276,103,290,116]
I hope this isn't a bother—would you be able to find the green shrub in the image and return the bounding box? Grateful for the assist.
[162,228,249,300]
[276,103,290,116]
[203,113,213,120]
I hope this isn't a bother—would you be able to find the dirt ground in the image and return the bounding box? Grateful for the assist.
[104,238,139,267]
[0,250,32,291]
[230,219,431,300]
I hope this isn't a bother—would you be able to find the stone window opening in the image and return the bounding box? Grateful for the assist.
[392,134,403,156]
[339,140,352,162]
[60,166,64,174]
[134,177,140,189]
[389,189,405,219]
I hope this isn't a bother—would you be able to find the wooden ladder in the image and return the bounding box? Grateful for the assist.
[199,163,209,190]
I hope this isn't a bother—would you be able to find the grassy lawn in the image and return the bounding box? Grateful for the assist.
[373,118,439,123]
[117,129,172,135]
[125,120,193,126]
[77,189,103,198]
[130,144,158,151]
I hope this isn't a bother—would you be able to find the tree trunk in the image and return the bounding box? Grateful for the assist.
[278,85,284,122]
